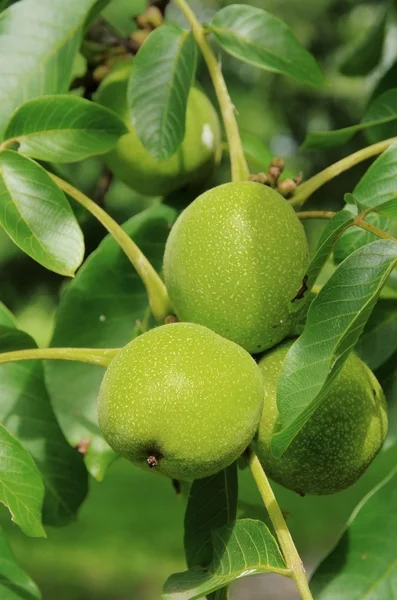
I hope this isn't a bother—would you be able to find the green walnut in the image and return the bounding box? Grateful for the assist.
[98,322,264,481]
[95,60,222,197]
[163,181,309,354]
[254,340,388,495]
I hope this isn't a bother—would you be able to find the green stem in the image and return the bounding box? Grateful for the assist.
[297,210,335,220]
[0,347,120,367]
[173,0,249,183]
[248,451,313,600]
[48,172,171,323]
[290,137,397,208]
[354,216,397,242]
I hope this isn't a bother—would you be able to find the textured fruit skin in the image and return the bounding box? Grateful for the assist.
[95,61,222,196]
[163,182,309,354]
[98,322,264,480]
[254,341,388,495]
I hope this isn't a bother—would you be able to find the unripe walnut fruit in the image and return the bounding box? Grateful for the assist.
[95,60,222,197]
[163,181,309,353]
[254,340,388,495]
[98,323,264,481]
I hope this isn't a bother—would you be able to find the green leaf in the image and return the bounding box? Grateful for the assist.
[302,88,397,150]
[335,143,397,262]
[0,0,99,140]
[184,463,238,569]
[209,5,324,88]
[0,422,45,537]
[340,7,387,77]
[271,240,397,459]
[0,526,41,599]
[4,95,127,163]
[164,519,288,600]
[128,24,197,160]
[45,204,176,480]
[291,210,354,318]
[0,150,84,275]
[354,299,397,371]
[102,0,147,37]
[373,197,397,218]
[0,319,88,526]
[311,468,397,599]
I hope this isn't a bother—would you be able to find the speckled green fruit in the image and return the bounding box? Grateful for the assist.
[98,322,264,480]
[163,181,309,354]
[95,60,222,197]
[254,341,388,495]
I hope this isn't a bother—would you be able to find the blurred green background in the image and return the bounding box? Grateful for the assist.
[1,0,396,598]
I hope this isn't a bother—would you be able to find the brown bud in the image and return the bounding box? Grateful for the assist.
[277,178,297,197]
[136,6,163,29]
[267,165,282,186]
[270,157,285,172]
[294,171,303,186]
[92,64,111,82]
[249,172,269,185]
[130,29,150,47]
[165,315,179,324]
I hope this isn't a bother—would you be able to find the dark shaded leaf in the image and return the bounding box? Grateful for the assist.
[340,7,387,77]
[302,88,397,149]
[184,463,238,569]
[0,526,41,599]
[0,305,88,527]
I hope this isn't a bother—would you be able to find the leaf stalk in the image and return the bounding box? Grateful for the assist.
[173,0,249,182]
[47,172,171,323]
[0,347,119,367]
[290,137,397,208]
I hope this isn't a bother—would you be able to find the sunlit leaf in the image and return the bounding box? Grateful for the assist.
[209,5,324,88]
[0,150,84,275]
[0,0,98,140]
[272,240,397,458]
[311,468,397,599]
[5,95,127,163]
[164,519,288,600]
[128,24,197,160]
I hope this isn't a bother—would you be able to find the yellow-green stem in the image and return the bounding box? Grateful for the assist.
[297,210,397,242]
[48,173,171,323]
[248,451,313,600]
[0,347,119,367]
[173,0,249,183]
[290,137,397,208]
[297,210,335,220]
[354,217,397,242]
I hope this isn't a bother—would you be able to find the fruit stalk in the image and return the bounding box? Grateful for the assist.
[247,451,313,600]
[47,172,172,323]
[0,347,119,367]
[290,136,397,208]
[173,0,249,183]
